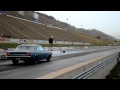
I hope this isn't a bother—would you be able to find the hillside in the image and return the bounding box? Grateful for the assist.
[76,28,116,42]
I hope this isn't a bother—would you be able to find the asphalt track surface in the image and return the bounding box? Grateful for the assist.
[0,46,120,79]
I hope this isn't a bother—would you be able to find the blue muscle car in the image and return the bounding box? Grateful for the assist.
[6,44,52,65]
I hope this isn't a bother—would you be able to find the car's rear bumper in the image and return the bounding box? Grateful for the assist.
[7,56,31,60]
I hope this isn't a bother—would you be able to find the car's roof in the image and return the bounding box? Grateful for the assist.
[18,44,41,47]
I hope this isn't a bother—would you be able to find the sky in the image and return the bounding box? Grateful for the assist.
[37,11,120,39]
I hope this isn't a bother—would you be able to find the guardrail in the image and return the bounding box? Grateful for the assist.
[72,54,119,79]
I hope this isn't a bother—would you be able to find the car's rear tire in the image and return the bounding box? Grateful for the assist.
[30,56,38,64]
[12,59,18,65]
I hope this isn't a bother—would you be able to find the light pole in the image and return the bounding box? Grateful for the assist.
[81,25,83,28]
[66,18,68,28]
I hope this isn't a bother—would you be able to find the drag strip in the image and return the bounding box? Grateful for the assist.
[51,47,119,60]
[0,48,120,79]
[0,47,119,73]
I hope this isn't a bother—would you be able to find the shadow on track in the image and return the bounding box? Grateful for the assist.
[0,60,47,72]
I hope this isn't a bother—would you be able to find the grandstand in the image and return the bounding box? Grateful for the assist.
[0,13,115,45]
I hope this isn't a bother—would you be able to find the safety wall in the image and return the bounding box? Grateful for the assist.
[0,38,90,45]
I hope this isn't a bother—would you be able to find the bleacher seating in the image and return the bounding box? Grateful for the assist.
[0,14,112,45]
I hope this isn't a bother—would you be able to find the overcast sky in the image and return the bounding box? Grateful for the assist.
[37,11,120,39]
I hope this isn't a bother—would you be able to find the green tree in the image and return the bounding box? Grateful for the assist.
[117,40,120,45]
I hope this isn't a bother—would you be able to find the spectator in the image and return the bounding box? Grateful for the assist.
[2,33,4,37]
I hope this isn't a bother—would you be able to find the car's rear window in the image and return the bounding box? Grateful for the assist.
[15,46,35,50]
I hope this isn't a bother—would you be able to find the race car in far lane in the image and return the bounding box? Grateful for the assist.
[6,44,52,65]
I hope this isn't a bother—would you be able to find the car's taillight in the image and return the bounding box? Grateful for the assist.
[7,52,10,56]
[26,52,30,56]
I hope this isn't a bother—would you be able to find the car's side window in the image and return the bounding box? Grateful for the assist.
[38,46,45,51]
[35,46,38,51]
[35,46,45,51]
[37,46,40,51]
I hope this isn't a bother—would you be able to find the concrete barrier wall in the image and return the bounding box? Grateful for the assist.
[44,46,112,51]
[37,50,119,79]
[1,46,115,51]
[0,37,90,45]
[87,58,117,79]
[86,53,118,79]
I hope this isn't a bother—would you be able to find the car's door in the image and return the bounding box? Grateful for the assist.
[35,46,43,60]
[38,46,48,59]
